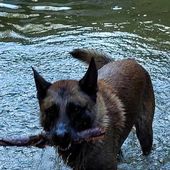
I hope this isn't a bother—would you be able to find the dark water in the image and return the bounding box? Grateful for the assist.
[0,0,169,169]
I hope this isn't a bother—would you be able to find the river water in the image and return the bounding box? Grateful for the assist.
[0,0,169,170]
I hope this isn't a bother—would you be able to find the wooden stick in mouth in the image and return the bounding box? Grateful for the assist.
[0,127,105,148]
[74,127,105,143]
[0,133,49,148]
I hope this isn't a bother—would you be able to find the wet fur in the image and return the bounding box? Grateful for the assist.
[33,49,155,170]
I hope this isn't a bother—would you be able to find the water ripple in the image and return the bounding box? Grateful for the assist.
[0,2,20,9]
[30,5,71,11]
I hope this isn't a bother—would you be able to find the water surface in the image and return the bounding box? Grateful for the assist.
[0,0,170,169]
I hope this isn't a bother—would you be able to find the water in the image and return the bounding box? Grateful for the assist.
[0,0,169,169]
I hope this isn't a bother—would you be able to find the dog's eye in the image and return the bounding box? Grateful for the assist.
[45,104,59,117]
[67,103,85,115]
[70,104,81,113]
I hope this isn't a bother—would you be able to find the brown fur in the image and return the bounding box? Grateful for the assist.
[32,49,155,170]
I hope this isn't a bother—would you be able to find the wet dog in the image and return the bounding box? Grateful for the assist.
[32,49,155,170]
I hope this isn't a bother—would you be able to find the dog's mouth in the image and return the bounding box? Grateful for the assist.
[49,127,105,151]
[58,142,72,151]
[49,132,73,151]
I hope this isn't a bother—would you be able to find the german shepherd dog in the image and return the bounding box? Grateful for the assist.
[32,49,155,170]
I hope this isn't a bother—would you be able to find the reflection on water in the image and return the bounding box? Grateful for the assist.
[0,0,170,170]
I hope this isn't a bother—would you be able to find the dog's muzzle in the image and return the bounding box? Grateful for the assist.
[50,123,72,150]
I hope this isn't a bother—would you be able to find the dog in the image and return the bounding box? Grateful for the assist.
[32,49,155,170]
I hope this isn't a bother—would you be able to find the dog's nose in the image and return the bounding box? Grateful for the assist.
[55,123,69,138]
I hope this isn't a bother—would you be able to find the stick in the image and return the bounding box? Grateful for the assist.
[0,134,49,148]
[74,127,105,143]
[0,128,105,148]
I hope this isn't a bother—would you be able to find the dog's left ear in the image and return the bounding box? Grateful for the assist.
[32,67,52,102]
[79,58,98,101]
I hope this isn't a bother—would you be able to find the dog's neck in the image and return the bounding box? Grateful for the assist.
[57,130,117,170]
[57,81,126,170]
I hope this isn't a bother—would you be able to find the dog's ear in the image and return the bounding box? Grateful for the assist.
[32,67,51,101]
[79,58,98,101]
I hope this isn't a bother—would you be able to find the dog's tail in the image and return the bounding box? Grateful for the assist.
[70,49,113,70]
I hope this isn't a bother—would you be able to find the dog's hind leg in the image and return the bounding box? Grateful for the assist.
[135,70,155,155]
[135,106,153,155]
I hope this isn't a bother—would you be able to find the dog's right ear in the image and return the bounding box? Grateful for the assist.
[32,67,51,101]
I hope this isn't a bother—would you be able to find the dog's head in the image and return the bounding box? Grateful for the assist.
[32,58,98,150]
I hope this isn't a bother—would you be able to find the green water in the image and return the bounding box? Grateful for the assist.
[0,0,170,169]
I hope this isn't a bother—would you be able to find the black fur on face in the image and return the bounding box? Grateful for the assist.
[42,104,60,131]
[41,98,95,134]
[39,81,97,149]
[39,85,96,149]
[66,102,93,131]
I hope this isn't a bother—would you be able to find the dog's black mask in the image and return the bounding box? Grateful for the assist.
[32,58,98,150]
